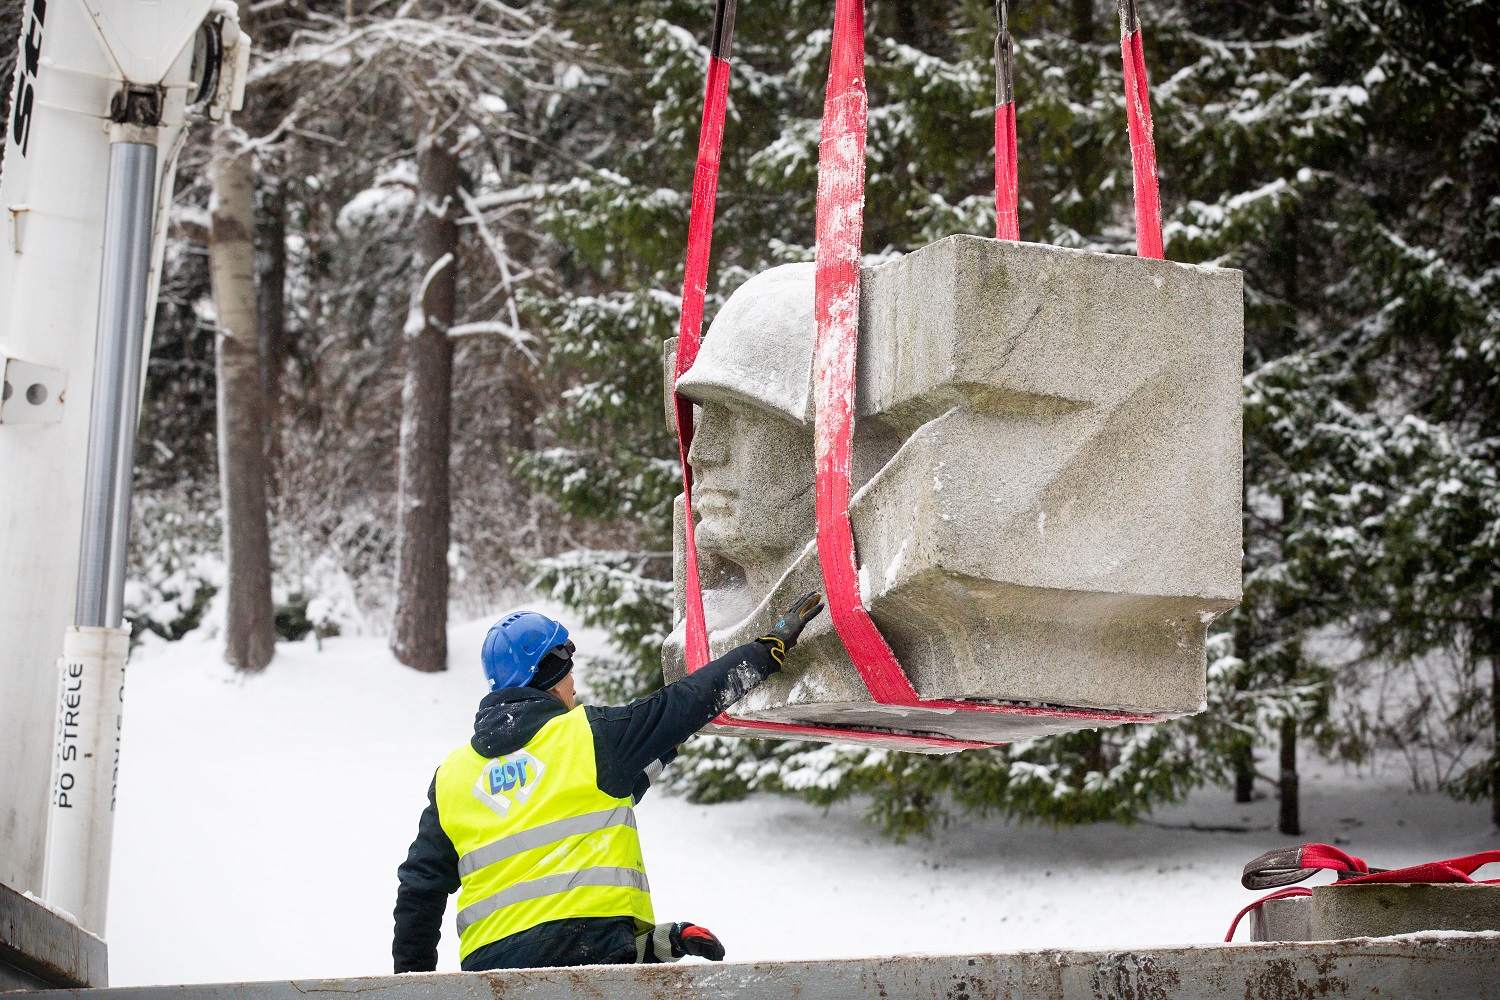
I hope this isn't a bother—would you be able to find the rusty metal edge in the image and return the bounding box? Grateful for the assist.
[18,931,1500,1000]
[0,883,107,990]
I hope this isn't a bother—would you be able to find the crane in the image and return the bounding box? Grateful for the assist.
[0,0,249,940]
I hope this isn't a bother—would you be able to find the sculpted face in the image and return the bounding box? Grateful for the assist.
[688,399,815,594]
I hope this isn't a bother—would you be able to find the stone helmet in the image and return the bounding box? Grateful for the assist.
[676,262,817,425]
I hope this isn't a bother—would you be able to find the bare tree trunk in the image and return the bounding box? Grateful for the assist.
[891,0,920,46]
[1491,651,1499,829]
[1232,611,1256,802]
[1072,0,1095,44]
[257,173,287,474]
[1278,716,1300,836]
[391,122,459,673]
[1233,743,1256,803]
[211,125,276,672]
[1490,587,1499,828]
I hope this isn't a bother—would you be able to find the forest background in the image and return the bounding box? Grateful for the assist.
[1,0,1494,837]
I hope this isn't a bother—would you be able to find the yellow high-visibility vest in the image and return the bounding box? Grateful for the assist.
[434,705,654,959]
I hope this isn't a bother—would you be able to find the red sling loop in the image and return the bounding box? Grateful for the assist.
[672,0,986,750]
[998,0,1166,255]
[1224,844,1500,941]
[1119,0,1164,259]
[672,0,734,677]
[673,0,1167,749]
[994,0,1019,241]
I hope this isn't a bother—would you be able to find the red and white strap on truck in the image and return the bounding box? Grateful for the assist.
[1225,843,1500,941]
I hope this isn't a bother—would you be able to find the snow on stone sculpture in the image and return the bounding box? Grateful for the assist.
[663,235,1243,745]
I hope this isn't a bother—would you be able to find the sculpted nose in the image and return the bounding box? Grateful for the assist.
[687,406,731,471]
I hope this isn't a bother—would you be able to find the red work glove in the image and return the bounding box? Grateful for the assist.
[672,922,725,962]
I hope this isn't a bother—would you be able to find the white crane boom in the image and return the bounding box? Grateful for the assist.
[0,0,248,937]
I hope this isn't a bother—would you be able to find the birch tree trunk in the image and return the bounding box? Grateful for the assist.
[211,125,276,672]
[391,123,459,673]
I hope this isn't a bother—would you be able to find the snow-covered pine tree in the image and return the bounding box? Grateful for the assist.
[1237,0,1500,823]
[1079,0,1500,825]
[517,0,1500,832]
[1151,0,1367,832]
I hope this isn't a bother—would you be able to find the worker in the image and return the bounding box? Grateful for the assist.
[392,591,826,973]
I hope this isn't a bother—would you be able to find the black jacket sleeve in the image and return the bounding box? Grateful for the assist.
[393,777,462,973]
[587,640,779,799]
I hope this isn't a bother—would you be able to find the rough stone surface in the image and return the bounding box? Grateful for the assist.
[40,934,1500,1000]
[0,881,108,990]
[1250,884,1500,942]
[665,236,1243,745]
[1250,895,1314,943]
[1312,884,1500,940]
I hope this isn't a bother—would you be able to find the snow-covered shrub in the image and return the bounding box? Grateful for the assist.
[126,488,224,641]
[269,549,367,641]
[128,482,375,645]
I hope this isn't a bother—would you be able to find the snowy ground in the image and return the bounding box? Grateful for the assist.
[107,607,1498,986]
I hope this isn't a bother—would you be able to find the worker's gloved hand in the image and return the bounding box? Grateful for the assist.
[757,591,825,668]
[671,922,726,962]
[639,921,725,963]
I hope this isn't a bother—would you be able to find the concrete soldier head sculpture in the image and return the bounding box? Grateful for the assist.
[665,236,1245,746]
[677,264,818,602]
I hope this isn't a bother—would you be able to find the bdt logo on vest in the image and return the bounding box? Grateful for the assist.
[472,751,546,817]
[486,757,534,795]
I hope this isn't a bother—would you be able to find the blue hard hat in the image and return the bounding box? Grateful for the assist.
[481,611,570,691]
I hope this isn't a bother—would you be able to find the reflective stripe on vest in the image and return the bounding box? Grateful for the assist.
[456,866,650,936]
[434,705,654,959]
[457,805,638,877]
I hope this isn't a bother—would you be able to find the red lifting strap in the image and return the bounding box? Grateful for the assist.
[993,0,1019,241]
[813,0,894,700]
[999,0,1166,254]
[672,0,735,675]
[673,0,1167,750]
[808,0,1148,731]
[1225,844,1500,941]
[671,0,985,751]
[1118,0,1164,259]
[1222,887,1312,943]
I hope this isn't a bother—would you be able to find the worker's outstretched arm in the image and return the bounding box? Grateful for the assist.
[393,778,461,973]
[588,593,824,798]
